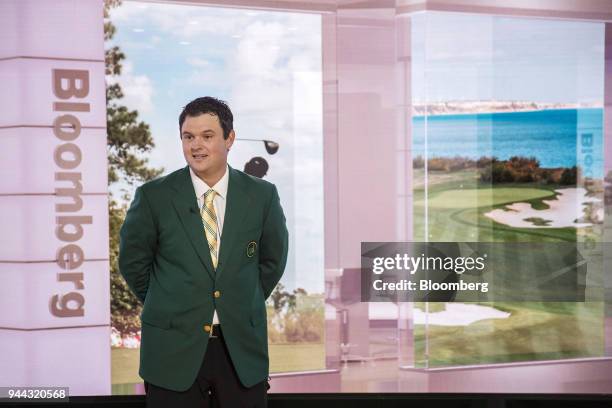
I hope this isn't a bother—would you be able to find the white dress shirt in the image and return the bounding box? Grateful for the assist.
[190,165,229,325]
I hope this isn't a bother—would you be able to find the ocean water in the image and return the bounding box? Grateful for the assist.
[412,108,604,178]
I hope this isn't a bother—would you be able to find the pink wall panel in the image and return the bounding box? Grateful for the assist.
[0,327,111,395]
[0,59,106,128]
[0,261,110,329]
[0,128,108,194]
[0,0,109,394]
[0,195,109,261]
[0,0,105,60]
[336,8,400,268]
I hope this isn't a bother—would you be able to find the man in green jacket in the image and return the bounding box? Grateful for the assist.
[119,96,288,407]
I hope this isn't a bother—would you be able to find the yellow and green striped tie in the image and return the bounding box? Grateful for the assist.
[201,189,218,269]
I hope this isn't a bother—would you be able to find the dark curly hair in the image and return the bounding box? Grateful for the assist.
[178,96,234,139]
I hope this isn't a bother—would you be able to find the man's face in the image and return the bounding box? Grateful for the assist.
[181,113,235,181]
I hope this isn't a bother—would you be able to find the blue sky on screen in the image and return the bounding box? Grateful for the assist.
[412,12,604,103]
[108,1,322,171]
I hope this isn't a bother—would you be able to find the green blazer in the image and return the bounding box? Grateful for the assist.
[118,165,288,392]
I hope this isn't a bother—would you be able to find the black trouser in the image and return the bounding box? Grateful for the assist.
[145,326,269,408]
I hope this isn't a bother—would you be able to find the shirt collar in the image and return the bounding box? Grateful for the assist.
[189,164,229,200]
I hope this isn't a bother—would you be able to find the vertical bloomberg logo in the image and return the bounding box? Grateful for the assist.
[50,69,91,318]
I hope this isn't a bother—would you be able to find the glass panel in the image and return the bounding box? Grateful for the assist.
[412,11,605,368]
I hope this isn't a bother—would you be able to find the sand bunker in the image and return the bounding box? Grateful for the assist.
[367,303,510,326]
[412,303,510,326]
[484,187,600,228]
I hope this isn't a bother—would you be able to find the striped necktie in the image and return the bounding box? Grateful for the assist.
[201,189,218,269]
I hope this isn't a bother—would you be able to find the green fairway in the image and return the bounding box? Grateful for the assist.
[269,343,326,372]
[411,170,604,366]
[112,347,141,385]
[412,171,580,242]
[111,342,325,389]
[415,187,555,209]
[414,301,604,367]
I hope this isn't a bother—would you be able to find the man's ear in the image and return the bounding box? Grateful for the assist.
[226,130,236,151]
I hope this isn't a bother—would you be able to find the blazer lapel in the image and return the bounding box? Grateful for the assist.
[216,165,251,281]
[170,166,215,281]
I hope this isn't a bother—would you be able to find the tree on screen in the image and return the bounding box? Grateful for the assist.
[105,0,163,338]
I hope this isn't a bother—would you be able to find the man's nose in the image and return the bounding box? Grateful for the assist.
[192,137,205,149]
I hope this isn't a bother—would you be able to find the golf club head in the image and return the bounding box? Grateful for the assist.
[264,140,279,155]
